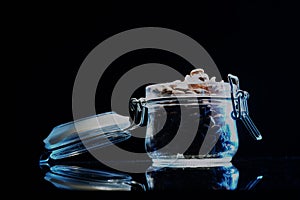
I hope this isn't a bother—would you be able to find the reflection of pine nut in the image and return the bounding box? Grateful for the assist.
[213,113,224,119]
[161,85,173,94]
[189,84,209,90]
[173,84,189,91]
[185,90,197,94]
[192,88,209,94]
[162,88,172,94]
[209,116,216,126]
[172,90,185,94]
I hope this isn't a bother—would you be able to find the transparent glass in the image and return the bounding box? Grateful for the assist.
[145,97,239,167]
[41,112,131,161]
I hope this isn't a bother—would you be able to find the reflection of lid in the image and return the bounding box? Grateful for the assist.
[43,112,132,160]
[44,165,145,191]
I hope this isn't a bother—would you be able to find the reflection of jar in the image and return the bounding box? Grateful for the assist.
[130,74,262,167]
[146,164,239,191]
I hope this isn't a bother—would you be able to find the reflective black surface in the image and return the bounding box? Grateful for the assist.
[39,156,300,191]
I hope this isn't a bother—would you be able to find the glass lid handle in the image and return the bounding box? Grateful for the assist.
[228,74,262,140]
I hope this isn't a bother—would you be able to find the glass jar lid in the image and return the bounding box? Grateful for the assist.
[42,112,132,160]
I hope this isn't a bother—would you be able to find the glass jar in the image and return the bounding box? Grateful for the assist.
[130,74,262,167]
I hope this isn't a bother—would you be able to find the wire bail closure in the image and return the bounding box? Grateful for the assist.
[228,74,262,140]
[129,97,147,127]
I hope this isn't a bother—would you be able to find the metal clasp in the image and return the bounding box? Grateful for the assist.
[228,74,262,140]
[129,98,147,127]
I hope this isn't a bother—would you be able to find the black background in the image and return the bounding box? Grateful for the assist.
[16,0,299,193]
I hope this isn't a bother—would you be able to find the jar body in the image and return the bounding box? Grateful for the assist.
[145,97,238,167]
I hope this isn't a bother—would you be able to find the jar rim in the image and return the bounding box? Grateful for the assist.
[145,81,237,100]
[145,96,233,108]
